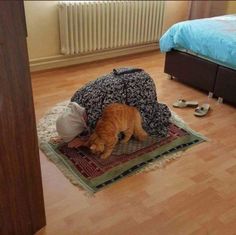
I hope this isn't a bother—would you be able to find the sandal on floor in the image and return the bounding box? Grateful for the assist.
[173,99,198,108]
[194,104,210,117]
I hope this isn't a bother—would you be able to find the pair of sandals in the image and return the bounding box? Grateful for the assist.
[173,99,210,117]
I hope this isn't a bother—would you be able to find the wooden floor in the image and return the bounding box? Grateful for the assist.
[32,51,236,235]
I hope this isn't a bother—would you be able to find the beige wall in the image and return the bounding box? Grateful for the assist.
[226,1,236,13]
[24,1,60,60]
[162,1,190,33]
[210,1,228,17]
[24,1,236,62]
[24,1,190,61]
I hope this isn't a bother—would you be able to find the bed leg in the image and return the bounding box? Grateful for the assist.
[167,75,173,80]
[217,97,223,104]
[208,92,213,98]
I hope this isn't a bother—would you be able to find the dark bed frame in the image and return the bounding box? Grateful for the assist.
[164,50,236,105]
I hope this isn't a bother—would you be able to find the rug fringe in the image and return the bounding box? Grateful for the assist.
[135,151,183,174]
[170,111,208,141]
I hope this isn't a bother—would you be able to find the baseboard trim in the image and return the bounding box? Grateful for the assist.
[30,43,159,72]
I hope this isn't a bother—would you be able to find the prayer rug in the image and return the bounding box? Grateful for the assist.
[38,101,206,193]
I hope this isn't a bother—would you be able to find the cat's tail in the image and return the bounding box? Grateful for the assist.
[133,109,148,141]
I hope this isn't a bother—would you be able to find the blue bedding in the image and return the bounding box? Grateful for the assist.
[160,15,236,69]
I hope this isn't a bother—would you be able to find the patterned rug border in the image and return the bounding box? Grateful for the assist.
[37,101,208,194]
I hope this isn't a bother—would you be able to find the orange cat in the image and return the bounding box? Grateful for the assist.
[87,103,148,159]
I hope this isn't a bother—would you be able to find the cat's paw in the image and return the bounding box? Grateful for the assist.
[100,153,110,159]
[120,139,129,144]
[138,133,148,141]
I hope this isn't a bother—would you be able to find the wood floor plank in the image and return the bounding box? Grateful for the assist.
[33,51,236,235]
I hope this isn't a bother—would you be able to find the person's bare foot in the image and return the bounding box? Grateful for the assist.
[50,136,64,144]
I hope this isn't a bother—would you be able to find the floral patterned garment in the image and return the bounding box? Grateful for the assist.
[71,68,171,137]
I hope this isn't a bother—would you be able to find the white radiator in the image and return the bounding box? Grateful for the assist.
[58,1,165,55]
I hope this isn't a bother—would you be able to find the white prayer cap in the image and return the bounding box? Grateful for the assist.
[56,102,87,142]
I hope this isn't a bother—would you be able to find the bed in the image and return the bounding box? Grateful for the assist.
[160,14,236,105]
